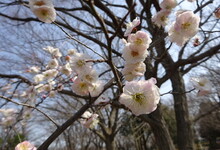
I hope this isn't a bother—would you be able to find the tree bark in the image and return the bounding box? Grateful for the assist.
[170,71,195,150]
[105,136,115,150]
[141,105,176,150]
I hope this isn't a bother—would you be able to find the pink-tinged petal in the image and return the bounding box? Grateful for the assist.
[119,79,160,116]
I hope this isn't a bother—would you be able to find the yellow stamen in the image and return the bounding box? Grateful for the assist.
[182,22,191,30]
[135,38,143,45]
[132,93,145,104]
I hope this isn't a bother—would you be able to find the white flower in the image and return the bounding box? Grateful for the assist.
[42,69,58,80]
[29,0,56,23]
[34,74,44,83]
[49,90,56,98]
[22,108,32,120]
[60,63,72,76]
[80,111,99,129]
[78,68,98,84]
[70,53,92,74]
[168,24,189,46]
[160,0,177,10]
[122,43,148,64]
[174,11,200,38]
[43,83,53,92]
[68,49,77,55]
[47,58,59,69]
[27,66,40,73]
[122,62,146,81]
[128,31,152,50]
[15,141,37,150]
[72,77,92,96]
[152,10,171,27]
[119,78,160,116]
[43,46,62,57]
[191,77,212,96]
[168,11,200,46]
[124,17,140,37]
[89,81,104,97]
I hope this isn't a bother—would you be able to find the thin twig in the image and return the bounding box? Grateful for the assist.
[160,88,195,96]
[53,16,105,59]
[0,96,59,128]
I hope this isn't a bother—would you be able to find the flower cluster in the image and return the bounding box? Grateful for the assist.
[119,78,160,116]
[168,11,200,46]
[29,0,56,23]
[80,111,99,129]
[152,0,177,27]
[30,46,104,100]
[122,19,152,81]
[70,52,104,97]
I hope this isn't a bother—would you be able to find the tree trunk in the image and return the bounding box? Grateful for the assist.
[105,136,115,150]
[141,105,176,150]
[170,71,195,150]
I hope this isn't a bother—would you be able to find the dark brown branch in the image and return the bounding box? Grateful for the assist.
[0,73,32,85]
[38,100,93,150]
[176,44,220,67]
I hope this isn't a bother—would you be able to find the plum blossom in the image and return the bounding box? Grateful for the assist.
[60,63,72,76]
[29,0,56,23]
[80,111,99,128]
[160,0,177,10]
[124,17,140,36]
[89,81,104,97]
[119,78,160,116]
[68,49,77,55]
[49,90,56,98]
[191,77,212,96]
[34,74,44,83]
[42,69,58,80]
[47,58,59,69]
[27,66,40,73]
[168,11,200,46]
[43,46,62,58]
[70,53,92,74]
[15,141,37,150]
[78,68,98,84]
[72,77,92,96]
[122,62,146,81]
[122,43,149,64]
[174,11,200,37]
[128,31,152,50]
[152,10,171,27]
